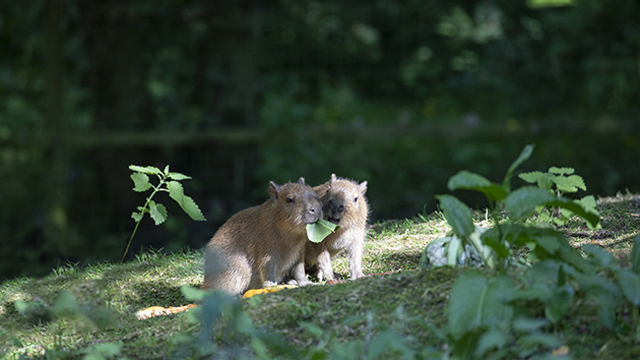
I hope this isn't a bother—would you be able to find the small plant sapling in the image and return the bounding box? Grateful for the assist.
[422,144,600,270]
[519,166,600,227]
[123,165,206,263]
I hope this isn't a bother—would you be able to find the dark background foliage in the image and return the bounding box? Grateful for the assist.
[1,0,639,280]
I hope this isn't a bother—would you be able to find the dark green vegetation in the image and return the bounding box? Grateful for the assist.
[417,145,640,358]
[2,0,640,280]
[2,192,639,359]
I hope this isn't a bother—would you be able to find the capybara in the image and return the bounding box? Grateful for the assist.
[306,174,369,281]
[203,178,322,295]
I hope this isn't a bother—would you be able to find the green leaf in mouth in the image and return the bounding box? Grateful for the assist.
[306,218,340,243]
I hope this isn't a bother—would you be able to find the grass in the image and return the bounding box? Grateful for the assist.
[1,193,640,359]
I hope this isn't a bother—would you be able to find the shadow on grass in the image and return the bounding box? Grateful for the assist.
[125,280,201,310]
[366,249,422,274]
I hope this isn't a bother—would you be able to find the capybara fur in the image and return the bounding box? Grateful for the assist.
[203,178,322,295]
[307,174,368,281]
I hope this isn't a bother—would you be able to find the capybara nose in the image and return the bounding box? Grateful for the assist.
[306,195,323,222]
[309,204,322,217]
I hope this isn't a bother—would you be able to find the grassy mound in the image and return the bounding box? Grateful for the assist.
[1,194,639,359]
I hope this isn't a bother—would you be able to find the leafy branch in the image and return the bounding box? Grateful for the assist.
[122,165,206,263]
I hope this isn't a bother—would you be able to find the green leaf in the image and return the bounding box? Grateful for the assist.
[447,271,514,341]
[503,144,535,192]
[518,333,561,350]
[497,225,594,274]
[468,226,494,268]
[436,195,475,239]
[447,170,508,202]
[13,300,30,314]
[481,228,511,259]
[525,260,562,285]
[306,219,340,243]
[618,270,640,306]
[557,244,595,275]
[583,244,618,271]
[475,328,508,357]
[534,233,561,255]
[180,284,208,301]
[447,235,462,266]
[565,267,622,329]
[549,166,574,175]
[518,171,553,190]
[84,342,123,358]
[592,290,621,330]
[130,173,151,192]
[168,172,192,181]
[518,171,545,184]
[129,165,162,175]
[544,285,574,323]
[167,180,185,198]
[163,165,170,175]
[367,330,414,359]
[564,267,620,295]
[502,186,556,221]
[413,318,446,341]
[632,234,640,274]
[299,321,324,338]
[512,317,549,332]
[10,332,23,347]
[546,197,600,228]
[180,195,206,221]
[502,187,599,227]
[553,174,586,193]
[167,181,207,221]
[449,332,482,360]
[52,290,80,318]
[149,201,167,225]
[131,212,143,222]
[576,195,599,215]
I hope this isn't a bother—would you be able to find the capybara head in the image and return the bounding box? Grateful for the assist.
[323,174,368,225]
[269,177,323,225]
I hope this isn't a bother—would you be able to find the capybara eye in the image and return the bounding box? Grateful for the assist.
[286,197,294,204]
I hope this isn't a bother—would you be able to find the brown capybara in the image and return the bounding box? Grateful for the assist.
[306,174,369,281]
[203,178,322,295]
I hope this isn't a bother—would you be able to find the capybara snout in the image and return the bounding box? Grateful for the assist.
[325,196,348,224]
[303,190,323,224]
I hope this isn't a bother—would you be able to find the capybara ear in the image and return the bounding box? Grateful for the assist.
[358,181,368,195]
[269,181,281,200]
[297,177,306,185]
[330,174,337,184]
